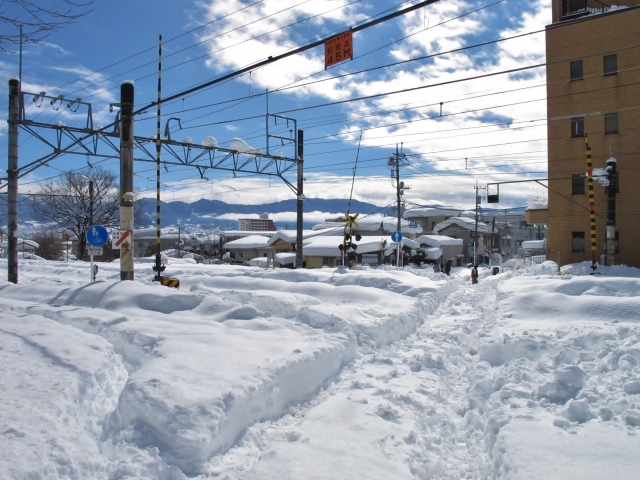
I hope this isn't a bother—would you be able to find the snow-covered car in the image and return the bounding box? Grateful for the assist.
[246,257,272,267]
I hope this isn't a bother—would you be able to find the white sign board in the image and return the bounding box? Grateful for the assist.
[112,230,132,250]
[87,246,103,256]
[361,254,378,265]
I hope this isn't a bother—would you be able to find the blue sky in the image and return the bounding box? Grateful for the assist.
[0,0,552,214]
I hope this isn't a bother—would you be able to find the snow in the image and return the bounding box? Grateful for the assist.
[416,234,464,247]
[224,235,271,248]
[1,258,639,479]
[433,216,495,234]
[521,239,545,249]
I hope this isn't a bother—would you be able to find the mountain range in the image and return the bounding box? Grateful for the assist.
[5,195,390,233]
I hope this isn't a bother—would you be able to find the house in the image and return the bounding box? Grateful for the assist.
[302,235,420,269]
[415,235,464,265]
[266,229,336,267]
[0,238,39,258]
[526,0,640,269]
[433,217,496,265]
[403,206,464,235]
[313,214,423,238]
[223,235,272,264]
[133,228,184,258]
[478,209,546,258]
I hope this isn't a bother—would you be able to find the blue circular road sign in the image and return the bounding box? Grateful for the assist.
[391,231,403,243]
[86,225,109,247]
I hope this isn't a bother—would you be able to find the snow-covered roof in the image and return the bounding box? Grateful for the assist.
[522,239,546,249]
[0,238,39,250]
[421,247,443,260]
[275,252,297,265]
[311,214,423,235]
[415,235,464,247]
[224,235,271,249]
[303,235,420,257]
[267,229,334,246]
[222,230,280,238]
[433,217,495,234]
[403,206,463,218]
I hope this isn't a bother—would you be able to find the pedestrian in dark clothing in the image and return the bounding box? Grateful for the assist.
[444,262,451,276]
[470,264,478,284]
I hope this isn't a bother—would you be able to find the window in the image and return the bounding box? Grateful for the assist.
[604,113,618,134]
[322,256,336,267]
[572,232,585,252]
[572,174,585,194]
[604,54,617,75]
[570,60,583,80]
[571,116,584,137]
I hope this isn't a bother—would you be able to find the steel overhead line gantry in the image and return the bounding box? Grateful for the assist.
[2,90,300,193]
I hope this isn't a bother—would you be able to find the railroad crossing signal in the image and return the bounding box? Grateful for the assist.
[339,212,360,257]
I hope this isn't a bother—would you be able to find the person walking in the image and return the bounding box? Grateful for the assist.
[470,264,478,284]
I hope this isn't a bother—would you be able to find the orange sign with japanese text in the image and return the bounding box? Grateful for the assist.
[324,30,353,69]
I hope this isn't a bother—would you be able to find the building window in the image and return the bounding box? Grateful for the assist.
[572,232,585,252]
[603,54,617,75]
[571,117,584,137]
[322,256,336,266]
[572,174,585,194]
[604,113,618,134]
[570,60,583,80]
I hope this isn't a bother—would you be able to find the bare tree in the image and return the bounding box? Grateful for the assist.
[0,0,93,52]
[32,168,119,260]
[32,229,63,260]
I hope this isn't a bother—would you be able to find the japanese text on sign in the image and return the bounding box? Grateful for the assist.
[325,30,353,69]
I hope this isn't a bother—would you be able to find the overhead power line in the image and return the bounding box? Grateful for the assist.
[132,0,444,116]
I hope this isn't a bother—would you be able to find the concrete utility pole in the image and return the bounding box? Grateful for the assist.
[119,82,135,281]
[473,181,486,265]
[388,144,409,267]
[296,129,304,269]
[7,78,20,284]
[605,156,617,266]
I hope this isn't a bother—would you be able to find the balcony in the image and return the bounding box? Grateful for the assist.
[562,0,610,20]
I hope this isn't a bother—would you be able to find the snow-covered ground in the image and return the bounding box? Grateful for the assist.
[1,258,639,479]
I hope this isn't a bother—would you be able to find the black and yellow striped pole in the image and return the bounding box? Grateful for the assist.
[153,35,167,282]
[585,135,598,272]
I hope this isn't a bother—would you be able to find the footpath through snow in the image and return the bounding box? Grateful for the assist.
[0,259,639,479]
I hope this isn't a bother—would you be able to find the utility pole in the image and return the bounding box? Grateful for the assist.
[605,156,617,266]
[296,129,304,269]
[473,181,486,265]
[119,81,135,281]
[80,174,94,227]
[7,77,20,284]
[388,144,409,267]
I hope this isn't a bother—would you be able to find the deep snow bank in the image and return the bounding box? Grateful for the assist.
[1,261,449,474]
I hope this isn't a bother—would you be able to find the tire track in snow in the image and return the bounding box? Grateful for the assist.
[203,275,501,479]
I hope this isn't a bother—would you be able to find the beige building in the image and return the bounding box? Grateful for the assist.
[527,0,640,269]
[238,213,276,231]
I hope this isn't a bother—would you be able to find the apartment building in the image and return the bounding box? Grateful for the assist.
[238,213,276,231]
[527,0,640,268]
